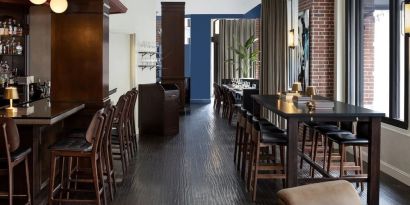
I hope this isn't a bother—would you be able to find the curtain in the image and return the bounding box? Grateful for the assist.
[260,0,288,95]
[217,19,257,84]
[260,0,288,126]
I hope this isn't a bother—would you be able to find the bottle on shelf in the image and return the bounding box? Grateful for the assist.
[16,42,23,55]
[17,24,23,36]
[12,19,17,35]
[8,19,13,36]
[3,21,8,36]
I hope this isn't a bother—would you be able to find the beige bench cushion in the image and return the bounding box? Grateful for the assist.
[277,180,362,205]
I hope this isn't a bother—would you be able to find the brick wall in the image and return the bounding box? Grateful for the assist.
[299,0,335,98]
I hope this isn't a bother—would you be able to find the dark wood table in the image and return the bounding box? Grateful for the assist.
[251,95,384,205]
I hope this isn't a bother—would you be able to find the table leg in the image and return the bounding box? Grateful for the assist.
[368,117,381,205]
[286,118,299,187]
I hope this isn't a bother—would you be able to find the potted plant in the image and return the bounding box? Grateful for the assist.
[226,35,259,78]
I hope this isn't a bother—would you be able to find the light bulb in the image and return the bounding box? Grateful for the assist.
[50,0,68,13]
[30,0,47,5]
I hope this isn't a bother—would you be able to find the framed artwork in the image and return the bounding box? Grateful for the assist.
[298,9,310,90]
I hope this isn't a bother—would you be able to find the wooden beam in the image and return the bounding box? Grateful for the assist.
[109,0,127,14]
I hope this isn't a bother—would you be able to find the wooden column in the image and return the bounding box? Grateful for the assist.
[161,2,186,108]
[51,0,109,106]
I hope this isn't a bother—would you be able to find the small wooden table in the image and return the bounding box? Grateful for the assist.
[251,95,384,205]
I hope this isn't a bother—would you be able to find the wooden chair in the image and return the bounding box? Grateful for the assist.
[129,88,139,152]
[0,118,32,205]
[247,117,287,201]
[234,108,247,166]
[227,91,241,125]
[213,83,222,113]
[48,109,106,205]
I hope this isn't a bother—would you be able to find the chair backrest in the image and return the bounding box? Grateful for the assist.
[0,117,20,154]
[114,94,128,121]
[356,121,369,137]
[98,105,116,154]
[85,109,105,145]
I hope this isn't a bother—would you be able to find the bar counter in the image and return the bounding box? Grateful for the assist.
[0,98,85,203]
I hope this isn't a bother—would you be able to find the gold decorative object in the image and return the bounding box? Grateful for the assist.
[292,82,302,94]
[306,86,317,112]
[4,86,19,115]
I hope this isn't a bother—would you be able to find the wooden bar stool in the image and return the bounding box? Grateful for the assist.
[0,118,32,205]
[48,109,106,205]
[326,122,369,191]
[111,95,131,176]
[129,88,139,152]
[234,108,247,166]
[247,118,287,201]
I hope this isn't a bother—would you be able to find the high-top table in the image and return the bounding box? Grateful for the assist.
[251,95,384,205]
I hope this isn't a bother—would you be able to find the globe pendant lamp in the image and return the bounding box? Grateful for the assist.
[30,0,47,5]
[50,0,68,13]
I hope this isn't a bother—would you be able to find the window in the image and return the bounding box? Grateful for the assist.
[346,0,409,129]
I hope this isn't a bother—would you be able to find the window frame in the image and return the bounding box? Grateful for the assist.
[346,0,409,129]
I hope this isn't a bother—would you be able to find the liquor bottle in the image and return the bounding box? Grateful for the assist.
[17,24,23,36]
[13,20,17,35]
[0,41,3,55]
[3,22,8,36]
[0,21,3,36]
[11,39,16,55]
[16,42,22,55]
[8,19,13,35]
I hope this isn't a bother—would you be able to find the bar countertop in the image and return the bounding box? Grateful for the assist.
[0,98,85,125]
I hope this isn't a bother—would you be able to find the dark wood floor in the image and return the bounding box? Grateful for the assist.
[109,103,410,205]
[26,103,410,205]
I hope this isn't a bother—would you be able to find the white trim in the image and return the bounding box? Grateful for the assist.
[361,152,410,186]
[382,123,410,138]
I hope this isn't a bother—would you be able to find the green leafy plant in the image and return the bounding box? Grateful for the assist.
[226,35,259,78]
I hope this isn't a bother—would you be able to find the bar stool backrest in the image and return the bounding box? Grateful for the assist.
[114,95,128,122]
[99,105,116,154]
[85,109,105,146]
[0,118,20,153]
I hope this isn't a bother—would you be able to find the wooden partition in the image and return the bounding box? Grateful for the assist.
[161,2,186,108]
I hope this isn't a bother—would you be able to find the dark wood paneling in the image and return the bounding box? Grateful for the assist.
[161,2,185,78]
[109,0,127,14]
[51,0,109,106]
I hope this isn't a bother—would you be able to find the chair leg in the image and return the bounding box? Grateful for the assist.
[104,144,114,201]
[241,133,249,179]
[97,157,107,205]
[311,132,321,178]
[91,157,102,205]
[322,136,328,171]
[234,122,240,163]
[252,145,260,201]
[246,141,254,191]
[66,157,73,199]
[49,153,57,205]
[327,141,333,174]
[108,142,117,195]
[340,144,346,178]
[299,125,307,169]
[25,158,32,205]
[280,146,286,187]
[237,129,244,171]
[358,146,364,192]
[8,166,13,205]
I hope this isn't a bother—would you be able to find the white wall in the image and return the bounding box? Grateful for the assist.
[334,0,410,186]
[109,0,157,131]
[156,0,260,15]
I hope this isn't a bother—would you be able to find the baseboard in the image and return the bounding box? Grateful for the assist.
[361,152,410,186]
[190,99,211,104]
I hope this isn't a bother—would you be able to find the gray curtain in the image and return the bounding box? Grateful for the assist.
[260,0,288,126]
[260,0,288,95]
[217,19,257,84]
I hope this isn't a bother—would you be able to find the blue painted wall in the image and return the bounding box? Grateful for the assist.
[189,14,243,103]
[244,4,261,18]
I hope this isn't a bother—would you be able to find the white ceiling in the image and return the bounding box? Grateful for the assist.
[156,0,261,15]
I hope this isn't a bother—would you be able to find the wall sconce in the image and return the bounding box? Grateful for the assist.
[289,29,295,48]
[405,0,410,34]
[30,0,68,14]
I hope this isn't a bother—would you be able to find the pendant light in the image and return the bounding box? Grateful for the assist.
[405,0,410,34]
[30,0,47,5]
[50,0,68,13]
